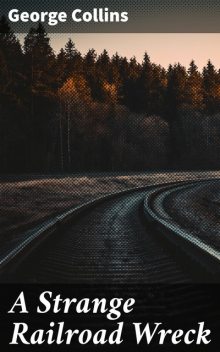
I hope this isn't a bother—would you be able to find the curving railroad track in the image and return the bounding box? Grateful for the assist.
[0,179,219,283]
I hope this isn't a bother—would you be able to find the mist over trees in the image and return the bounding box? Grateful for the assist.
[1,17,220,173]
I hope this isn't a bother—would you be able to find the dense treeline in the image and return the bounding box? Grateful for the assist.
[1,16,220,173]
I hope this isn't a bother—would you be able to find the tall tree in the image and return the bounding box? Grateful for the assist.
[186,60,203,110]
[23,24,57,171]
[64,39,82,75]
[24,23,55,90]
[203,60,220,114]
[84,49,97,71]
[56,48,67,87]
[0,16,22,66]
[138,53,154,113]
[166,63,187,120]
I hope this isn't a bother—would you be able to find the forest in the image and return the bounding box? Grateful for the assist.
[1,15,220,173]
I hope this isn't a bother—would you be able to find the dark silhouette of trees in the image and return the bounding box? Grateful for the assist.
[186,60,203,110]
[203,60,220,114]
[64,39,83,76]
[1,17,220,173]
[23,24,57,171]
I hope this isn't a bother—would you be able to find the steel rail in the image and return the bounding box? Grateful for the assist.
[0,178,218,279]
[144,180,220,281]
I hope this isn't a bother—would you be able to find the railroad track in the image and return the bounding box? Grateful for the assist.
[145,180,220,281]
[0,179,219,283]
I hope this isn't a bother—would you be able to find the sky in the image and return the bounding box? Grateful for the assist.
[50,33,220,70]
[18,33,220,71]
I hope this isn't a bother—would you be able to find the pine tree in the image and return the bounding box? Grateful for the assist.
[149,64,167,115]
[166,63,187,119]
[84,49,97,71]
[203,60,220,114]
[0,15,23,95]
[23,24,57,171]
[64,39,82,75]
[83,49,97,100]
[97,49,110,70]
[0,17,28,171]
[0,15,22,64]
[56,48,67,86]
[122,56,141,111]
[24,23,55,92]
[184,60,203,110]
[138,53,154,113]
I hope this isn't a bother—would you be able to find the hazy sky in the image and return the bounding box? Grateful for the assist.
[18,33,220,70]
[51,33,220,70]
